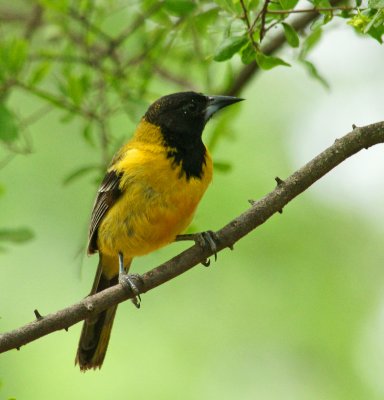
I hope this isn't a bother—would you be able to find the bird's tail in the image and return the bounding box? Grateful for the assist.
[75,254,131,371]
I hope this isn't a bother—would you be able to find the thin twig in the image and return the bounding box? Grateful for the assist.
[240,0,252,30]
[68,7,114,44]
[19,105,53,129]
[154,66,198,90]
[1,120,384,353]
[0,8,29,22]
[225,7,318,96]
[0,153,16,170]
[15,80,99,121]
[250,0,270,32]
[267,5,361,14]
[108,2,164,52]
[239,0,259,50]
[95,77,111,167]
[29,53,110,75]
[225,0,344,96]
[23,4,43,38]
[260,0,271,41]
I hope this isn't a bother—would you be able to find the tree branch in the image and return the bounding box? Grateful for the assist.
[267,6,361,14]
[1,121,383,353]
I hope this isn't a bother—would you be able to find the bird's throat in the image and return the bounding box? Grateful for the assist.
[166,142,207,180]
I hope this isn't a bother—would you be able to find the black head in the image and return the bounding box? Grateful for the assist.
[144,91,243,149]
[144,91,243,178]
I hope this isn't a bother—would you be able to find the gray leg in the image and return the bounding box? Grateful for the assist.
[118,252,142,309]
[175,231,218,266]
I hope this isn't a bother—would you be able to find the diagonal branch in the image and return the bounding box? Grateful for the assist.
[1,121,384,353]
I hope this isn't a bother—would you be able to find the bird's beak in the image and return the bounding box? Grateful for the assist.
[204,95,244,122]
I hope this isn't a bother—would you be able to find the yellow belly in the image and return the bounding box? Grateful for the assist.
[97,145,212,262]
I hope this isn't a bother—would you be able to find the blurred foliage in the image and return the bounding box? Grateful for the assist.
[0,185,34,251]
[0,0,382,165]
[0,227,34,251]
[1,1,384,398]
[0,0,382,246]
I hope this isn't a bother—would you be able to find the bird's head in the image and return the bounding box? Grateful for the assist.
[144,91,243,149]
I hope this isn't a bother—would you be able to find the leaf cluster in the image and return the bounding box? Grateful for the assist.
[0,0,382,250]
[0,0,381,155]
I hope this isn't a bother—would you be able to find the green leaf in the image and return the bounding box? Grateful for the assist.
[213,0,242,14]
[279,0,299,9]
[214,36,248,62]
[300,28,322,58]
[366,23,384,42]
[365,9,384,40]
[163,0,197,16]
[246,0,261,8]
[282,23,300,47]
[300,60,329,89]
[9,39,28,74]
[348,9,384,42]
[63,165,99,185]
[67,75,85,106]
[60,111,76,124]
[78,0,94,13]
[0,104,19,142]
[194,7,219,32]
[28,62,51,86]
[340,9,354,18]
[363,9,382,32]
[311,0,331,6]
[255,52,291,70]
[0,228,34,243]
[309,16,324,31]
[38,0,68,12]
[82,123,95,147]
[0,39,28,77]
[348,11,371,30]
[214,161,232,173]
[240,42,256,64]
[369,0,384,8]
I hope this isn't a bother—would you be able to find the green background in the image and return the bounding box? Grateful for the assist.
[1,25,384,400]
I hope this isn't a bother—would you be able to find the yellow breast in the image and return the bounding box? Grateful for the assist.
[97,121,213,260]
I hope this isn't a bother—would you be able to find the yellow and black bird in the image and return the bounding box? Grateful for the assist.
[75,91,243,370]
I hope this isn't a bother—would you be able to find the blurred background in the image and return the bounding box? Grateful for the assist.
[1,1,384,399]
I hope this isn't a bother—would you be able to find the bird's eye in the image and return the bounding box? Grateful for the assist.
[183,102,197,114]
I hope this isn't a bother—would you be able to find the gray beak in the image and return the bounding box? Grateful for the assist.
[204,95,244,122]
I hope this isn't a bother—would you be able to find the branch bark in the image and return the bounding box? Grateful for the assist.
[1,121,384,353]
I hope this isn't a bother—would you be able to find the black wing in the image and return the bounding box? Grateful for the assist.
[87,170,123,255]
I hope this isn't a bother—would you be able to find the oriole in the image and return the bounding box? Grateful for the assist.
[75,91,243,371]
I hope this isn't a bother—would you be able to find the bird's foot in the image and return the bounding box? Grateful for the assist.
[175,230,218,267]
[118,252,142,308]
[118,272,142,309]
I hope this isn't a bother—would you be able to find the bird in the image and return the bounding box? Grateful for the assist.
[75,91,243,371]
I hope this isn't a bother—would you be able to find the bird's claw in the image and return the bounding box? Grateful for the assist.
[201,258,211,267]
[176,230,218,267]
[118,271,142,309]
[199,231,218,261]
[118,252,142,308]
